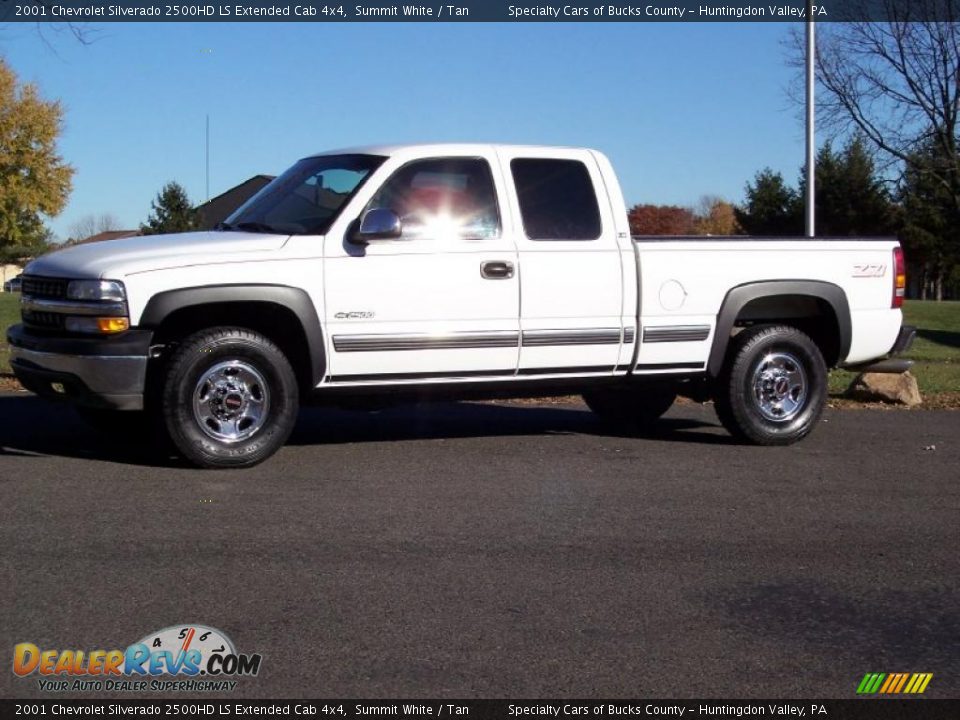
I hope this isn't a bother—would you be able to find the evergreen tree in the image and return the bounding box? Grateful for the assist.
[141,182,198,235]
[735,169,802,235]
[799,137,896,236]
[899,141,960,300]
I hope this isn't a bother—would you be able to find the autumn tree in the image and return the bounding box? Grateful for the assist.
[693,196,743,235]
[627,204,697,235]
[141,182,198,235]
[0,59,74,262]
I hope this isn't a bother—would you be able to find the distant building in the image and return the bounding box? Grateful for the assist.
[195,175,274,230]
[1,263,23,291]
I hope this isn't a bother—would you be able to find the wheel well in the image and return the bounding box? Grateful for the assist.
[732,294,841,366]
[150,302,314,393]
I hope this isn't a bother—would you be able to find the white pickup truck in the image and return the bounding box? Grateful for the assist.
[9,143,914,468]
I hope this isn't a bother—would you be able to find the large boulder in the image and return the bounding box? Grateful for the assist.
[847,371,922,406]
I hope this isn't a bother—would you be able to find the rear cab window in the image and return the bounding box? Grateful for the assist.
[510,158,602,241]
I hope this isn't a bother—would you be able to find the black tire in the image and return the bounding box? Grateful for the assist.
[714,324,827,445]
[582,384,677,433]
[162,327,299,468]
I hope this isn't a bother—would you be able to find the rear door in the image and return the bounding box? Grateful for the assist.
[498,149,626,375]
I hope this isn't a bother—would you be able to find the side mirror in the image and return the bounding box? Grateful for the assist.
[352,208,402,244]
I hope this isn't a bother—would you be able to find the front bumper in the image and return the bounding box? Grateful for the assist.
[7,324,153,410]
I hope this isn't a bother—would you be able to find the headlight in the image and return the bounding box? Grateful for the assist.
[66,280,126,302]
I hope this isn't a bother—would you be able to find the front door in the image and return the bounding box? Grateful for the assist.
[323,154,520,383]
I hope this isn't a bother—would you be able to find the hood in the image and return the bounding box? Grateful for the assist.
[25,231,290,279]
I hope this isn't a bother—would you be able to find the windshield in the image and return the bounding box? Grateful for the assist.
[222,154,385,235]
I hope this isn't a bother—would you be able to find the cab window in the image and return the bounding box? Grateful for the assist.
[365,158,500,241]
[511,158,602,241]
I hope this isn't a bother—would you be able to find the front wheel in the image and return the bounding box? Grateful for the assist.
[162,327,299,468]
[714,324,827,445]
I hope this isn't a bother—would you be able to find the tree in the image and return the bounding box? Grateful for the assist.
[799,137,897,236]
[627,204,697,235]
[804,5,960,294]
[141,182,198,235]
[737,140,897,238]
[66,213,122,243]
[900,141,960,299]
[693,196,743,235]
[735,169,802,235]
[0,59,74,262]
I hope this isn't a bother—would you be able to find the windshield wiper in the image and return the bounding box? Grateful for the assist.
[214,221,234,231]
[231,221,283,234]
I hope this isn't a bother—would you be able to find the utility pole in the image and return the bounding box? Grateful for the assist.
[205,114,210,202]
[805,2,815,237]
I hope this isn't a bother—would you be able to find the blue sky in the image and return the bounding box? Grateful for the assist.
[3,22,811,239]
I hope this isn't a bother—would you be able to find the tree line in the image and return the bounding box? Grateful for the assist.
[629,133,957,300]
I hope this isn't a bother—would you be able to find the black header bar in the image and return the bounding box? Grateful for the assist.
[3,700,960,719]
[4,0,960,23]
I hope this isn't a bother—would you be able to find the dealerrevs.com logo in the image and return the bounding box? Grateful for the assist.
[13,624,262,692]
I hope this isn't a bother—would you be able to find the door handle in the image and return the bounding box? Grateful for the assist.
[481,261,514,279]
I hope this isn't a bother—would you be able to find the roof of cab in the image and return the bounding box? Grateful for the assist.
[307,142,594,158]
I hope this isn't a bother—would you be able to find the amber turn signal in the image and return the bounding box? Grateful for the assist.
[97,317,130,333]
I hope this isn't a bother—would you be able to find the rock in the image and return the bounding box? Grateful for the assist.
[847,371,922,406]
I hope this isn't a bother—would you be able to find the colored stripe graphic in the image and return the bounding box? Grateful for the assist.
[893,673,909,693]
[857,672,932,694]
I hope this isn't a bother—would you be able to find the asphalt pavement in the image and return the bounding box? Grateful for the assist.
[0,392,957,699]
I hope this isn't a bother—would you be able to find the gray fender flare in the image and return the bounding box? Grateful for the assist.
[139,284,326,385]
[707,280,851,377]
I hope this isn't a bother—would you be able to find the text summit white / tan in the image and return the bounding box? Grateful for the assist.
[9,143,915,468]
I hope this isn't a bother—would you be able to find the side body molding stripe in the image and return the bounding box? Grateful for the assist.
[521,328,622,346]
[333,332,519,352]
[332,327,636,352]
[707,280,852,377]
[642,325,711,343]
[139,284,326,386]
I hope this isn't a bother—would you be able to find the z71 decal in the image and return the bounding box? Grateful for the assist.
[852,263,887,278]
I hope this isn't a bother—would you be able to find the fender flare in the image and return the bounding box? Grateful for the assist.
[139,284,326,385]
[707,280,851,377]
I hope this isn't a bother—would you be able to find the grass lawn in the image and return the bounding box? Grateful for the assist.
[1,291,958,400]
[0,292,18,376]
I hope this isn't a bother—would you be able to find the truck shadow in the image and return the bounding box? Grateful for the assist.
[0,394,730,467]
[917,328,960,350]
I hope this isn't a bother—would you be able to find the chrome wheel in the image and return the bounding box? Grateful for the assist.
[192,360,270,443]
[751,352,807,422]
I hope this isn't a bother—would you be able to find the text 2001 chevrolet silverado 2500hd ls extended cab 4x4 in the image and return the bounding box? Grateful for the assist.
[8,144,915,468]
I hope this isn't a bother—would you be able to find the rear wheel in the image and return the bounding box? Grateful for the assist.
[162,327,299,468]
[714,324,827,445]
[582,384,677,433]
